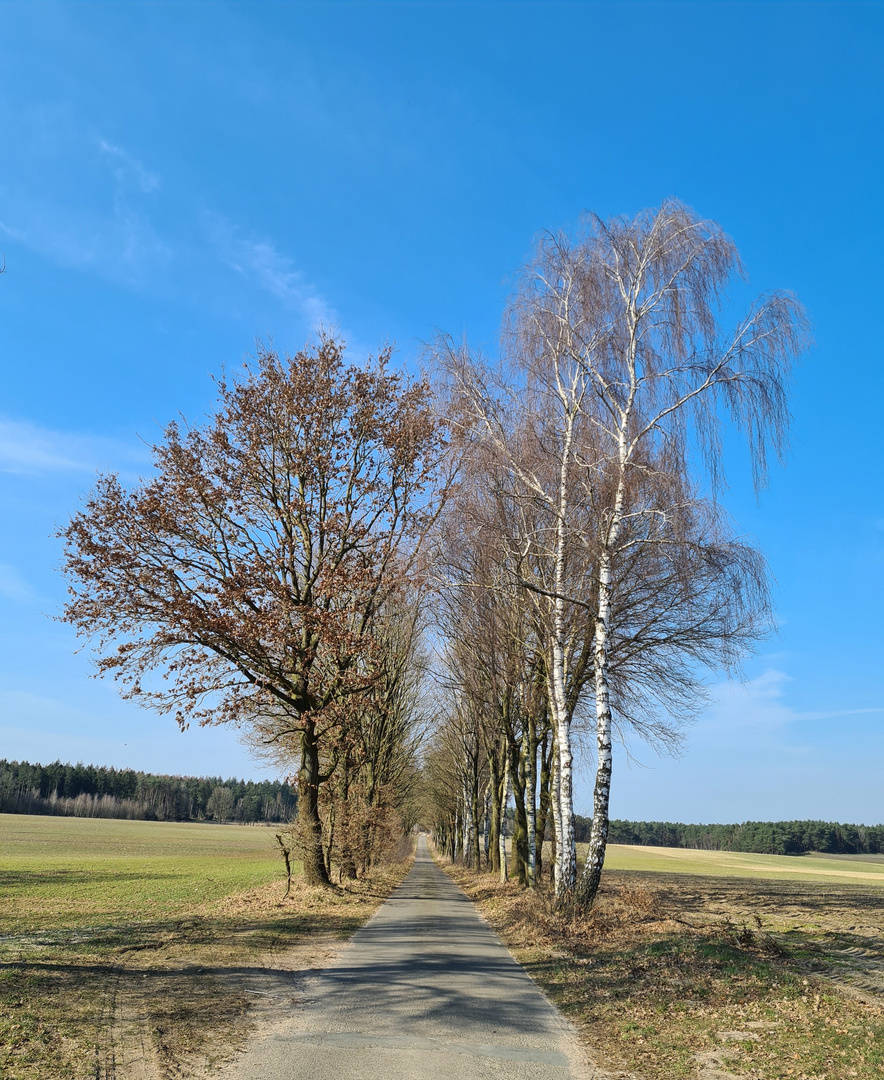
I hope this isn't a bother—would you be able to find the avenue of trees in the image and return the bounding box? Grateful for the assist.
[61,201,811,906]
[422,200,808,906]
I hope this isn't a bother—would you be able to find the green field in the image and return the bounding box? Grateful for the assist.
[0,812,286,933]
[0,813,407,1080]
[5,820,883,1079]
[600,842,884,885]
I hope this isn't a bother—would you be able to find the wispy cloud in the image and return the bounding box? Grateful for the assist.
[0,417,150,476]
[706,668,882,731]
[604,668,884,822]
[0,220,28,244]
[98,139,160,193]
[0,194,172,282]
[2,110,348,338]
[0,127,170,282]
[0,563,38,604]
[205,214,338,332]
[0,418,91,473]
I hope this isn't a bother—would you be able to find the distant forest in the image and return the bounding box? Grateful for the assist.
[572,816,884,856]
[0,758,297,824]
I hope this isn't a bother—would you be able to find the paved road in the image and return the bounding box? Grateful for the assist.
[224,835,590,1079]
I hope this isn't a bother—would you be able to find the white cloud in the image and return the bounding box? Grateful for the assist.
[205,214,338,332]
[243,238,336,327]
[704,668,882,732]
[0,418,91,473]
[599,669,884,823]
[0,220,28,244]
[0,134,168,282]
[0,416,149,476]
[0,207,95,271]
[98,139,160,194]
[0,193,172,281]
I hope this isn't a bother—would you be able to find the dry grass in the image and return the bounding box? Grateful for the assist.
[445,863,884,1080]
[0,815,412,1080]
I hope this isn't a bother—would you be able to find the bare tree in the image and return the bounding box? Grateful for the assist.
[436,344,603,895]
[433,200,809,906]
[206,785,235,823]
[60,337,449,885]
[334,596,431,877]
[511,200,810,906]
[433,453,567,888]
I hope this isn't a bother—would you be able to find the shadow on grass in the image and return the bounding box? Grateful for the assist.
[606,869,884,917]
[453,864,884,1080]
[0,858,414,1079]
[0,904,376,1080]
[1,909,369,954]
[0,868,184,888]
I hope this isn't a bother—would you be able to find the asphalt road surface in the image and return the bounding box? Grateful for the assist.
[225,834,591,1079]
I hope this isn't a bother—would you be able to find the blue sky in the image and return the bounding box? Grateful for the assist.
[1,1,882,821]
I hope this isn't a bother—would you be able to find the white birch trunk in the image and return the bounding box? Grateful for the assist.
[576,545,616,907]
[550,413,577,898]
[462,780,473,868]
[550,738,562,895]
[576,340,634,909]
[499,754,509,883]
[523,715,537,889]
[483,782,491,867]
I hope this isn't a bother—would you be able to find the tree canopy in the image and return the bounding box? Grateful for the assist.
[60,336,448,882]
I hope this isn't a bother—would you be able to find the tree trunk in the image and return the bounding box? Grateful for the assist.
[576,432,626,909]
[462,780,474,868]
[508,736,529,887]
[340,848,358,879]
[575,548,615,909]
[550,411,577,899]
[275,833,293,898]
[299,722,330,886]
[488,751,502,875]
[360,767,377,874]
[482,783,491,868]
[470,774,482,869]
[499,754,509,882]
[523,706,538,889]
[338,751,358,880]
[535,724,553,884]
[549,737,562,893]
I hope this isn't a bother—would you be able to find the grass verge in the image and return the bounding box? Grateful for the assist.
[445,864,884,1079]
[0,814,412,1079]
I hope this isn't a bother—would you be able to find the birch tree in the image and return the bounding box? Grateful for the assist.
[434,200,808,905]
[433,451,563,887]
[436,344,600,897]
[510,200,810,906]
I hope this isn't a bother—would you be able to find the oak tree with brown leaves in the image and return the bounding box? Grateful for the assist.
[60,337,447,884]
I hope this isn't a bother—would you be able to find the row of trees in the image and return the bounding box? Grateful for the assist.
[422,200,808,906]
[60,340,446,882]
[607,819,884,856]
[59,201,809,906]
[0,758,297,822]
